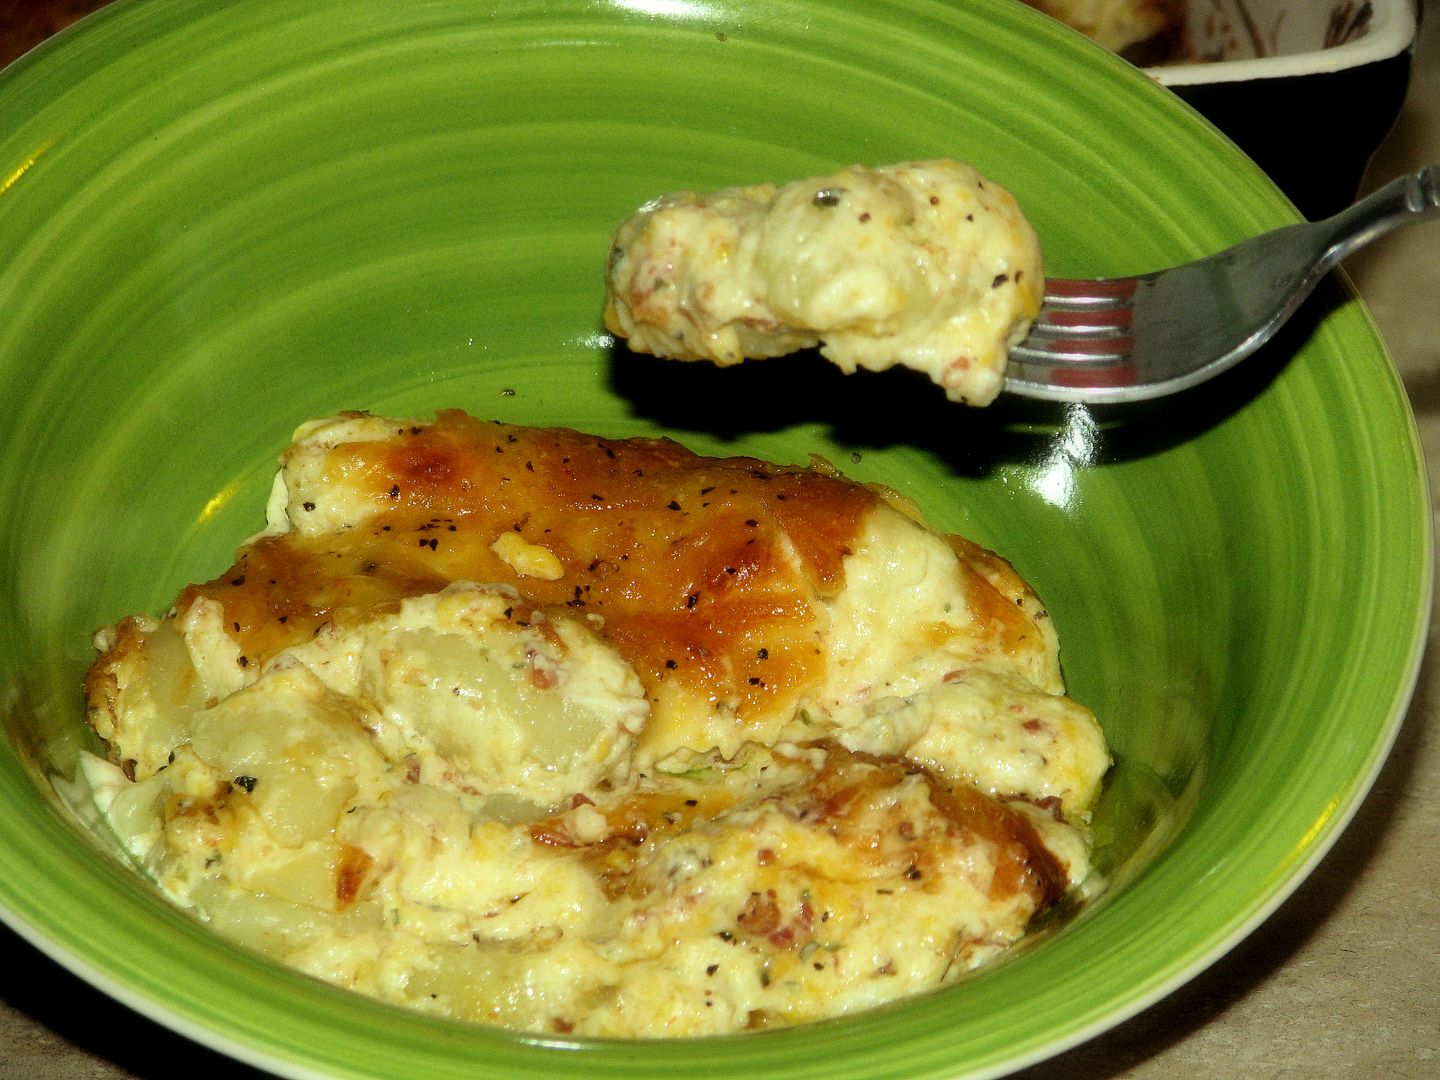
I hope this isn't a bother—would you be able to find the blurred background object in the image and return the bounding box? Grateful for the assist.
[1020,0,1185,62]
[0,0,110,66]
[1026,0,1421,218]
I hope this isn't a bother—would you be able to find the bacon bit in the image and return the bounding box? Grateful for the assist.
[769,925,797,949]
[529,820,578,849]
[121,758,137,782]
[404,758,421,784]
[598,866,632,901]
[756,847,776,866]
[1035,795,1065,821]
[1022,718,1044,732]
[571,792,596,809]
[551,1017,574,1034]
[737,889,782,936]
[335,845,374,909]
[527,649,560,690]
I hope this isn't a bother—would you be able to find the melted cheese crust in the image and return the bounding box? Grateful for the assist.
[603,160,1044,406]
[83,410,1108,1037]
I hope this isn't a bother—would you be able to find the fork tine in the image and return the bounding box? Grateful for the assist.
[1010,335,1133,362]
[1041,276,1139,308]
[1029,305,1132,336]
[1011,275,1140,362]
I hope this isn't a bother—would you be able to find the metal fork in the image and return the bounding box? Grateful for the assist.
[1004,165,1440,403]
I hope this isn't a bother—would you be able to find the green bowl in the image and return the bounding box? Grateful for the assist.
[0,0,1429,1076]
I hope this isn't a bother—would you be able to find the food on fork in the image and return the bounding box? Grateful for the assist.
[603,160,1044,406]
[82,409,1108,1035]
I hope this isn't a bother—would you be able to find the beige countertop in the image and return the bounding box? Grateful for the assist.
[2,4,1437,1078]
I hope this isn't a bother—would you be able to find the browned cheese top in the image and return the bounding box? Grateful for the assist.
[183,410,879,749]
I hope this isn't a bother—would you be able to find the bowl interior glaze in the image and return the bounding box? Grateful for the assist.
[0,1,1429,1078]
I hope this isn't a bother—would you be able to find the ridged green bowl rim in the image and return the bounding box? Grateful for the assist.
[0,1,1429,1077]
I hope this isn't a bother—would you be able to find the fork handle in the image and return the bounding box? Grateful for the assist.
[1314,165,1440,271]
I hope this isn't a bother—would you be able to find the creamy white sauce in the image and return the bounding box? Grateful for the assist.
[82,415,1109,1037]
